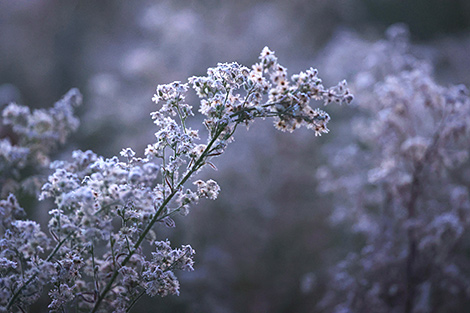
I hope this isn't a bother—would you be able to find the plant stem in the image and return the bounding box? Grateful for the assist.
[89,123,227,313]
[404,164,421,313]
[7,236,69,310]
[404,128,441,313]
[126,290,146,313]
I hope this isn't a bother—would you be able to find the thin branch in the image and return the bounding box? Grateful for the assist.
[89,122,227,313]
[7,235,70,310]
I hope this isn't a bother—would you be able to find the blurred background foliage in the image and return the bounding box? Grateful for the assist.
[1,0,469,312]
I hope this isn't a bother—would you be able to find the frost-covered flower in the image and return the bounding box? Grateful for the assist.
[194,179,220,200]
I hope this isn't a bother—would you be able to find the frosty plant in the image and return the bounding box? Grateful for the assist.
[0,47,352,312]
[0,88,82,197]
[316,26,470,313]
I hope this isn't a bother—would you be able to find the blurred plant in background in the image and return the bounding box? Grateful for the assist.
[316,25,470,313]
[0,89,82,197]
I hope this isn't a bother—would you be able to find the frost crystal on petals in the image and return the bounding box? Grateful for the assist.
[120,147,136,158]
[194,179,220,200]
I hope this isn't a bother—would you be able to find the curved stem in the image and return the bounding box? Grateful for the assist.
[126,289,146,313]
[175,103,187,134]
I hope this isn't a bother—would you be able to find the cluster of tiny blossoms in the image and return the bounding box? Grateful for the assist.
[183,47,352,137]
[316,26,470,313]
[0,88,82,196]
[0,47,351,312]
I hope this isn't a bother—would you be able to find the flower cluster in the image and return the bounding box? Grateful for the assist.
[0,47,350,312]
[187,47,352,136]
[0,194,54,311]
[142,240,195,297]
[0,88,82,196]
[316,25,470,313]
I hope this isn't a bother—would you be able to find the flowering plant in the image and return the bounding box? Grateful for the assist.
[317,26,470,313]
[0,88,82,197]
[0,47,351,312]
